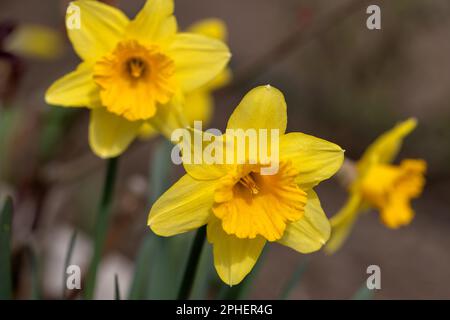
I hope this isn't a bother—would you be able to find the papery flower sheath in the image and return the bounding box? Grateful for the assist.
[326,118,426,253]
[148,85,344,285]
[139,18,232,139]
[45,0,230,158]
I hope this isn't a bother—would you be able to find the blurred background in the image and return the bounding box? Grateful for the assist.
[0,0,449,299]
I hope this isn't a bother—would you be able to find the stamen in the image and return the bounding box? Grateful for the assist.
[239,174,260,195]
[127,57,146,78]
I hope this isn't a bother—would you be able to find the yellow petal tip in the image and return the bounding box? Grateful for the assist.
[400,117,418,134]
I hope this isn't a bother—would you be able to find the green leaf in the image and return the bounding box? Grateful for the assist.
[128,138,179,299]
[0,196,13,299]
[84,157,119,299]
[128,234,156,299]
[38,108,78,162]
[27,247,41,300]
[352,282,375,300]
[145,236,175,299]
[190,244,214,299]
[150,139,173,202]
[144,138,190,299]
[0,108,20,180]
[145,234,192,299]
[279,258,309,300]
[177,227,206,300]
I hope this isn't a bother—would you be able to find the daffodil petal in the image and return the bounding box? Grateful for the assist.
[208,217,266,286]
[278,190,331,253]
[169,33,231,92]
[380,196,414,229]
[68,1,129,61]
[188,18,227,41]
[227,85,287,133]
[148,174,216,236]
[89,108,141,158]
[146,91,187,139]
[182,130,231,180]
[183,90,213,126]
[4,24,63,59]
[325,193,364,254]
[45,62,100,108]
[358,118,417,174]
[280,132,344,189]
[127,0,176,44]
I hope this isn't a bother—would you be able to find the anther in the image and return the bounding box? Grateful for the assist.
[127,58,146,78]
[239,174,260,195]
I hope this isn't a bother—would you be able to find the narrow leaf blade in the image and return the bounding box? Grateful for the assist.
[352,282,375,300]
[279,258,309,300]
[0,196,13,299]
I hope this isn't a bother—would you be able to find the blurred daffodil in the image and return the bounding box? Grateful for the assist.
[45,0,230,158]
[139,18,231,139]
[326,118,426,253]
[3,24,63,60]
[0,22,62,103]
[148,85,344,285]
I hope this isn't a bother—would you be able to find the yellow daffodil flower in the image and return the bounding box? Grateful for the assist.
[326,118,426,253]
[148,85,344,285]
[3,24,63,60]
[139,18,232,139]
[45,0,230,158]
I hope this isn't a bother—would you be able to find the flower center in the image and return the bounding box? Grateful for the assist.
[239,173,260,195]
[93,40,176,121]
[213,162,307,241]
[126,57,147,79]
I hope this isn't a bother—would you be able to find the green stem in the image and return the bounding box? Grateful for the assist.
[28,247,41,300]
[352,282,375,300]
[279,258,309,300]
[84,157,119,299]
[0,196,13,299]
[177,227,206,300]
